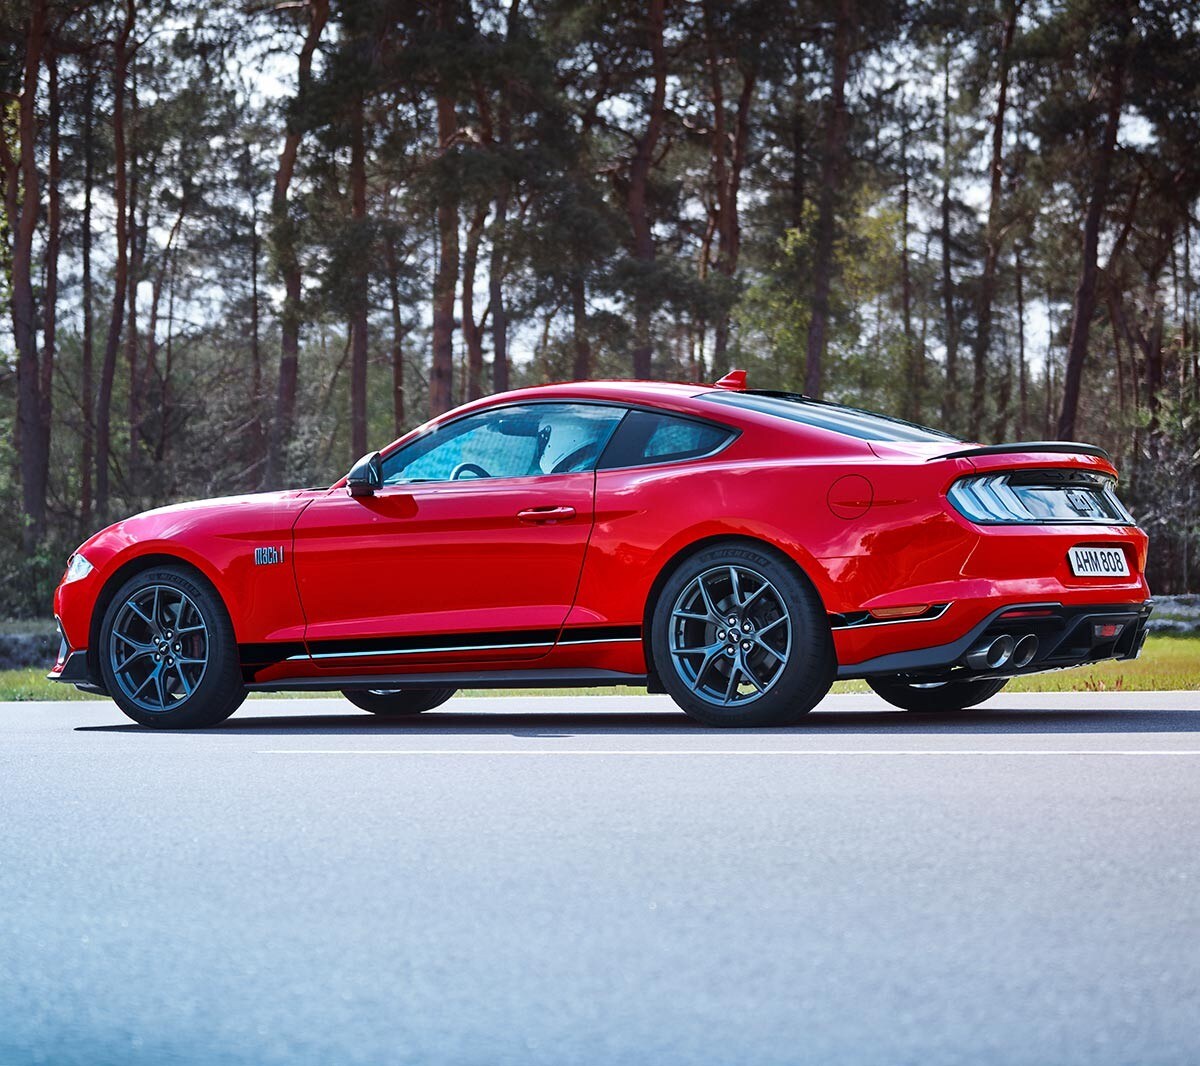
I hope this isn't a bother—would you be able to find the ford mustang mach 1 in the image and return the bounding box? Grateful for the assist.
[50,372,1151,728]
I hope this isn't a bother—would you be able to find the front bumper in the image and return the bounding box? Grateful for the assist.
[838,601,1153,681]
[48,649,106,690]
[47,622,108,696]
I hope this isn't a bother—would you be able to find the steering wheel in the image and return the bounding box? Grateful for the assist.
[551,444,596,474]
[450,462,491,481]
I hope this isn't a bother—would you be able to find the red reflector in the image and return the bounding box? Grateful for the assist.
[1093,623,1124,639]
[869,604,930,620]
[998,608,1056,619]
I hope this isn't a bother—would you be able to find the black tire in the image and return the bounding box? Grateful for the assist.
[98,565,246,729]
[867,676,1008,712]
[341,688,457,716]
[650,540,835,727]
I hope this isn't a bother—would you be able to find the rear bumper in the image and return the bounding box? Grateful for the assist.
[838,600,1153,681]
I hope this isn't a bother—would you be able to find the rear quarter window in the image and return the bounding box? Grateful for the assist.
[597,410,734,470]
[701,391,958,443]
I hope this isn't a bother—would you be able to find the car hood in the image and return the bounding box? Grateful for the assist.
[130,487,319,524]
[77,487,327,562]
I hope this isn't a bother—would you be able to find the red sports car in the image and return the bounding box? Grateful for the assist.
[49,372,1152,728]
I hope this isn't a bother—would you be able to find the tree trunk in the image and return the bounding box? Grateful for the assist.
[485,6,516,396]
[624,0,667,379]
[992,337,1012,442]
[490,188,510,394]
[80,67,97,530]
[899,101,921,421]
[969,0,1019,439]
[702,0,758,369]
[462,203,488,401]
[267,0,330,485]
[349,88,369,460]
[97,0,136,523]
[1015,243,1027,438]
[789,49,806,232]
[248,196,265,480]
[126,68,141,481]
[1109,295,1127,420]
[157,246,180,463]
[10,2,48,546]
[940,42,960,428]
[143,205,185,472]
[803,0,853,398]
[1143,299,1166,454]
[1057,25,1128,439]
[570,275,591,380]
[1185,218,1195,405]
[38,49,61,525]
[384,234,406,436]
[431,74,460,415]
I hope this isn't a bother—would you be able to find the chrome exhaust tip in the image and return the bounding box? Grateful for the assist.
[1011,633,1039,669]
[965,634,1015,671]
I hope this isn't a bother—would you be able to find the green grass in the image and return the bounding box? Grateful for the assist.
[7,635,1198,702]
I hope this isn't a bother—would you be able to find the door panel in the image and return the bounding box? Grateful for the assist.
[292,473,596,665]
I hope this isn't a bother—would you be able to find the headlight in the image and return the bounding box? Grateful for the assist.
[947,470,1134,525]
[63,553,94,584]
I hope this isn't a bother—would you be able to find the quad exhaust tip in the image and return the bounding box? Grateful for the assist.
[964,632,1040,672]
[965,634,1015,671]
[1011,633,1039,668]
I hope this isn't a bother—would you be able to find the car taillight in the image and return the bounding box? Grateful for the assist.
[947,469,1134,526]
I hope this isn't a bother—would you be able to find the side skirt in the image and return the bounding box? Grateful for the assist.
[247,668,649,693]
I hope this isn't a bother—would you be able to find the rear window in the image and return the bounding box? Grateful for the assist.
[597,410,734,469]
[700,391,959,443]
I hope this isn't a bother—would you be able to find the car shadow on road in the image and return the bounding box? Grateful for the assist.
[75,706,1200,737]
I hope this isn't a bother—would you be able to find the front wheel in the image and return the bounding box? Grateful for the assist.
[867,676,1008,712]
[651,542,835,727]
[341,688,457,716]
[98,566,246,729]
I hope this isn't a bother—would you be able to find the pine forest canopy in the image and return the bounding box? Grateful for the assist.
[2,0,1199,617]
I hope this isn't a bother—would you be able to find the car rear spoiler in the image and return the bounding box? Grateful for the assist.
[928,441,1111,462]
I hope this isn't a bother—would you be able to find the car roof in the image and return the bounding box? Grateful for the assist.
[482,379,715,408]
[390,378,956,463]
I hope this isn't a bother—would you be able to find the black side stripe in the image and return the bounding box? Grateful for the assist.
[307,629,561,657]
[558,625,642,644]
[239,625,642,668]
[240,641,307,665]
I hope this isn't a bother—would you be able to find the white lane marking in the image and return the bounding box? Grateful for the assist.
[258,748,1200,756]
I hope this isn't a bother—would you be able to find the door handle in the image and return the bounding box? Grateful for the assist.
[517,506,576,523]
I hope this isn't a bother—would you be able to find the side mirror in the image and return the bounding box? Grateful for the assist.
[346,451,382,497]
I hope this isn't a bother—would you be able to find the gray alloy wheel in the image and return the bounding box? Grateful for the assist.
[108,584,209,712]
[651,541,834,727]
[341,688,457,716]
[98,566,245,729]
[668,564,793,707]
[867,676,1008,712]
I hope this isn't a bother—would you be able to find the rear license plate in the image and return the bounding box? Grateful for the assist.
[1068,546,1130,578]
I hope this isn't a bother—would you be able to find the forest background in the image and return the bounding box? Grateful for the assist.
[3,0,1199,620]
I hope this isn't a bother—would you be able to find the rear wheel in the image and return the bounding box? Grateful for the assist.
[651,542,834,727]
[341,688,457,716]
[867,676,1008,712]
[98,566,246,729]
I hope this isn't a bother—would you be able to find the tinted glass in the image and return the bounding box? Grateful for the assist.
[383,403,624,484]
[701,391,958,443]
[597,410,733,470]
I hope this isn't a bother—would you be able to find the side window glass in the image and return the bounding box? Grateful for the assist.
[597,411,733,470]
[382,404,624,485]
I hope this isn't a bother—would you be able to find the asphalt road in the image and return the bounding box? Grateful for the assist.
[3,691,1200,1066]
